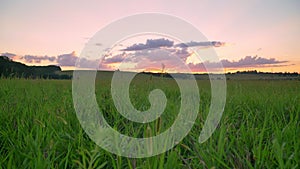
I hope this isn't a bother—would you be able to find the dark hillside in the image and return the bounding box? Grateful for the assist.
[0,56,71,79]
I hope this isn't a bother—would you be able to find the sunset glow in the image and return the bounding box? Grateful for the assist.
[0,0,299,73]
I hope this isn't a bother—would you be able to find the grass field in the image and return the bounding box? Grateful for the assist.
[0,73,299,168]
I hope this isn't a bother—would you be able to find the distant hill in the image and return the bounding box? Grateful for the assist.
[0,56,71,79]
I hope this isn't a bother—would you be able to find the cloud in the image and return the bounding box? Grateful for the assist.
[105,38,226,71]
[220,56,288,68]
[106,47,193,72]
[1,52,56,63]
[0,52,17,58]
[103,52,127,64]
[104,46,191,65]
[121,38,226,51]
[1,51,102,68]
[113,38,226,71]
[121,38,174,51]
[187,56,289,72]
[175,41,226,48]
[57,51,102,69]
[22,55,56,63]
[57,51,78,66]
[2,49,288,73]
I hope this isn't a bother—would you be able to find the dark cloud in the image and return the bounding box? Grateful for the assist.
[188,56,289,72]
[1,52,57,63]
[107,38,226,71]
[173,48,191,61]
[57,51,100,68]
[1,51,101,68]
[107,47,192,72]
[120,38,225,51]
[121,38,225,52]
[22,55,56,63]
[220,56,287,68]
[103,52,126,64]
[121,38,174,51]
[77,58,101,69]
[57,51,78,66]
[175,41,226,48]
[105,47,191,66]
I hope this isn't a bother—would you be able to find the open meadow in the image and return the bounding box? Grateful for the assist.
[0,73,299,168]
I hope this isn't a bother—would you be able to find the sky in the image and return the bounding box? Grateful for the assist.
[0,0,299,73]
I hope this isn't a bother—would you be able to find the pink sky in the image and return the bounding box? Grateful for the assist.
[0,0,299,73]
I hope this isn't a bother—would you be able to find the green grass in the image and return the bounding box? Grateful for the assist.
[0,75,299,168]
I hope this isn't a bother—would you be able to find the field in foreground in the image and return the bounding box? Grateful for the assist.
[0,74,299,168]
